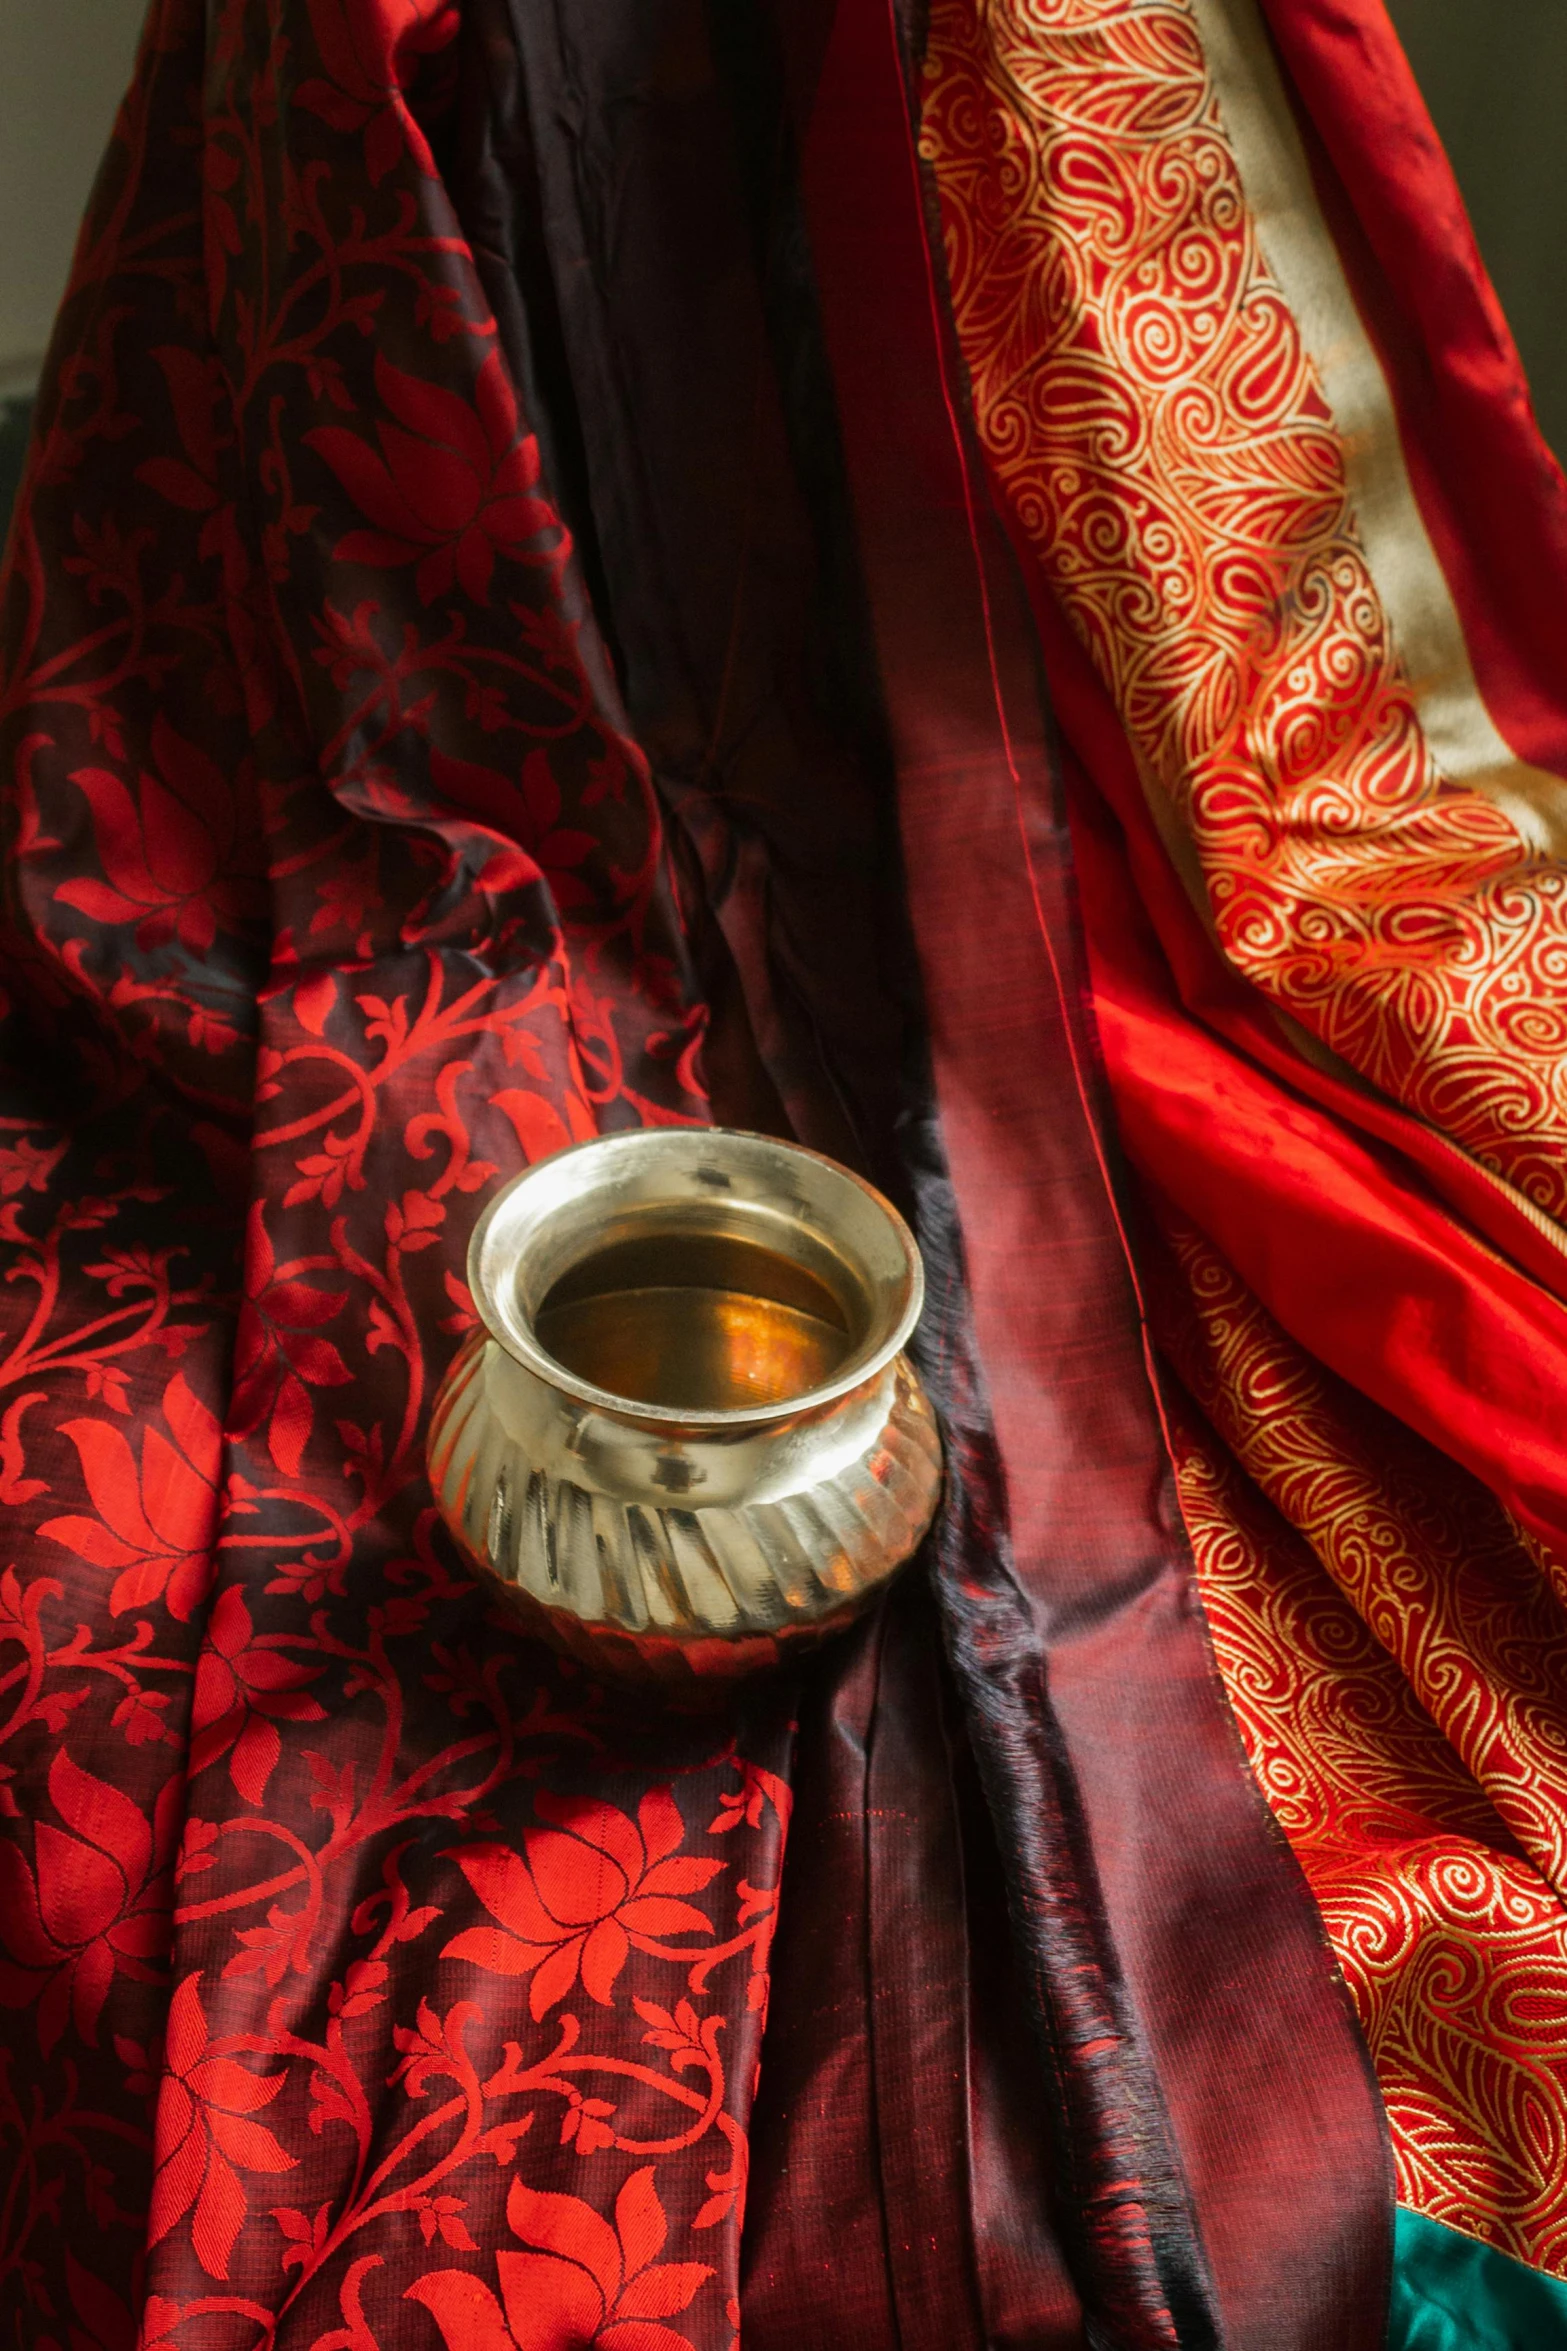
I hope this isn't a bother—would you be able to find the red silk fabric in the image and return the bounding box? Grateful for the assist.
[921,0,1567,2280]
[0,3,791,2341]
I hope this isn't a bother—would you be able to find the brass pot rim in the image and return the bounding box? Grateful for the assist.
[467,1125,925,1433]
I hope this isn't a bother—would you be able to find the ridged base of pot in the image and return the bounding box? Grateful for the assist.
[426,1330,943,1691]
[450,1575,879,1697]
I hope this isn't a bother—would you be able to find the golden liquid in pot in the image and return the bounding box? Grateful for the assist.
[534,1233,859,1413]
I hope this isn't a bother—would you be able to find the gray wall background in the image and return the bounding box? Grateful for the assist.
[0,0,147,394]
[1386,0,1567,461]
[0,0,148,527]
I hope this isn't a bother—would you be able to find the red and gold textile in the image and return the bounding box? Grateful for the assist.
[925,0,1567,1222]
[1154,1211,1567,2276]
[922,0,1567,2286]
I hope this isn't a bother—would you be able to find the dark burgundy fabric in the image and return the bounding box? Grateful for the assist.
[743,1592,990,2351]
[793,0,1393,2343]
[460,7,1022,2337]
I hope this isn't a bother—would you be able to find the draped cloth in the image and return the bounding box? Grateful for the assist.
[1,0,1565,2344]
[923,0,1567,2300]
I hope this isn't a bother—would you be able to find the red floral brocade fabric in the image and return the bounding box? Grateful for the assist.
[0,3,793,2342]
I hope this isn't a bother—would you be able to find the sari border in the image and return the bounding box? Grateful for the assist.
[795,0,1396,2340]
[1191,0,1567,855]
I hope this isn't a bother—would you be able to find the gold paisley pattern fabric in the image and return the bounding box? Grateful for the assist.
[1153,1211,1567,2273]
[921,0,1567,1218]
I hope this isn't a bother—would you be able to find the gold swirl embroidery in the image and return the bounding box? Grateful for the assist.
[922,0,1567,1218]
[1155,1215,1567,2270]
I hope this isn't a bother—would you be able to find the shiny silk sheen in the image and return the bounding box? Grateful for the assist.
[794,6,1386,2342]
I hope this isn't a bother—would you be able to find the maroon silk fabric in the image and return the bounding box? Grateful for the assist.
[0,0,1389,2343]
[794,5,1389,2341]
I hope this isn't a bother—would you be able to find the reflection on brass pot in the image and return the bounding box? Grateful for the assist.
[426,1128,942,1691]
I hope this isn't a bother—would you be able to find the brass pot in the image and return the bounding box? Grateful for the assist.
[426,1127,942,1691]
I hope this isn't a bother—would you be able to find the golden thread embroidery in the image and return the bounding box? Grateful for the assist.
[923,0,1567,1217]
[1157,1214,1567,2270]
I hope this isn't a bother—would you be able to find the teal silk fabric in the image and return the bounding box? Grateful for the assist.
[1392,2208,1567,2347]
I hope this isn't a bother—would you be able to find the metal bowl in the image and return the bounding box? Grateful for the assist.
[426,1127,942,1691]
